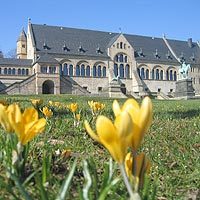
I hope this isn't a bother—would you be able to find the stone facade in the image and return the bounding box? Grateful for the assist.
[0,21,200,98]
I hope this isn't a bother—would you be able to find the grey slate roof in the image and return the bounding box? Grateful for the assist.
[0,58,32,66]
[167,39,200,64]
[31,24,200,65]
[35,53,60,64]
[124,34,177,64]
[31,24,118,58]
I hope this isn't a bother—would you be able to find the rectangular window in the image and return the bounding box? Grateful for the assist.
[98,87,102,92]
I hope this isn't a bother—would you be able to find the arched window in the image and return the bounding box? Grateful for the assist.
[117,43,119,48]
[54,67,56,73]
[124,56,128,63]
[18,68,21,75]
[166,70,169,80]
[63,63,68,75]
[12,68,15,75]
[146,69,149,79]
[93,66,96,77]
[174,71,177,81]
[49,67,55,74]
[26,69,29,75]
[120,42,123,49]
[59,65,63,75]
[69,64,73,76]
[86,65,90,77]
[156,69,159,80]
[0,68,1,74]
[81,64,85,76]
[76,65,80,76]
[125,64,130,78]
[119,54,123,62]
[119,64,124,78]
[102,66,106,77]
[170,70,173,80]
[114,64,118,77]
[8,68,11,75]
[4,68,7,75]
[115,55,119,62]
[124,44,126,49]
[137,68,140,77]
[152,69,154,80]
[97,65,101,77]
[41,66,47,73]
[22,68,25,75]
[160,70,163,80]
[141,68,145,79]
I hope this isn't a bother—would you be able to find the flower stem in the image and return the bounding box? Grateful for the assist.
[119,164,141,200]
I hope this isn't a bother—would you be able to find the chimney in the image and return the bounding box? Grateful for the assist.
[188,38,193,48]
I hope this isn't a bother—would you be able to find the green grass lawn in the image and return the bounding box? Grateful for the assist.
[0,95,200,199]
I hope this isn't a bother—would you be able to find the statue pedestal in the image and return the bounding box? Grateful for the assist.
[175,78,195,99]
[109,79,127,98]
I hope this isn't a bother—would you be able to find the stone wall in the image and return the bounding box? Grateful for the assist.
[143,79,176,94]
[2,74,36,95]
[72,76,109,94]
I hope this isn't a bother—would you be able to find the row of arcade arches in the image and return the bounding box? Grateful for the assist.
[61,63,107,77]
[137,65,177,81]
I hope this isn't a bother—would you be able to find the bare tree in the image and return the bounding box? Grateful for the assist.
[0,50,3,58]
[6,48,16,58]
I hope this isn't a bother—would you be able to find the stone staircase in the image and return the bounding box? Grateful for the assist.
[60,76,90,95]
[157,92,172,100]
[0,74,36,95]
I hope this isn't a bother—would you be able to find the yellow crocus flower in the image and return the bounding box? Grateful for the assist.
[48,101,53,106]
[0,99,7,106]
[54,102,61,107]
[68,103,78,113]
[0,104,13,132]
[7,104,46,145]
[85,111,133,163]
[113,97,152,151]
[125,152,151,189]
[76,113,81,121]
[30,99,43,107]
[41,106,53,118]
[88,101,105,113]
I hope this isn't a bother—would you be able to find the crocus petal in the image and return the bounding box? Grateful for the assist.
[7,104,22,124]
[122,99,140,124]
[0,104,13,132]
[84,120,100,142]
[114,111,133,138]
[96,115,117,143]
[96,115,126,163]
[22,118,46,145]
[125,152,133,178]
[138,97,152,136]
[112,100,121,117]
[23,108,38,123]
[132,97,152,150]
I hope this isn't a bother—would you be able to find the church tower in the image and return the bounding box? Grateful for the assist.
[17,29,27,59]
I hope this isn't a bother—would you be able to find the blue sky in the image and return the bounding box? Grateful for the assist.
[0,0,200,55]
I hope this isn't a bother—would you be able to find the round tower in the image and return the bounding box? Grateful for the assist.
[17,29,27,59]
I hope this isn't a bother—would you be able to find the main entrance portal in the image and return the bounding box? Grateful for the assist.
[42,80,54,94]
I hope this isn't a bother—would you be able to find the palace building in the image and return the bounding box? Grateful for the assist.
[0,20,200,98]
